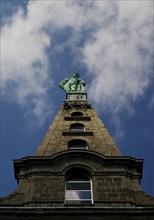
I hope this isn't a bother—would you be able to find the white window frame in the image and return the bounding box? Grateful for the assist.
[65,176,93,205]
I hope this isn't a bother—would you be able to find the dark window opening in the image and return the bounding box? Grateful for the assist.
[68,139,87,149]
[71,112,83,117]
[70,123,84,132]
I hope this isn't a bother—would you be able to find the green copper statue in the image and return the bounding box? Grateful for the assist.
[59,72,86,93]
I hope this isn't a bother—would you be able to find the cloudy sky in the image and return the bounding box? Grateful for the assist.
[0,0,153,197]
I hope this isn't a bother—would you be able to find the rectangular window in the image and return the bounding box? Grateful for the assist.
[65,178,93,205]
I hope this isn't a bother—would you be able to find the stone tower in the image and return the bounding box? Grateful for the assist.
[0,73,154,219]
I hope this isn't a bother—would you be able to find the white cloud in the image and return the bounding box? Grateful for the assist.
[1,4,52,124]
[82,1,153,113]
[1,1,153,130]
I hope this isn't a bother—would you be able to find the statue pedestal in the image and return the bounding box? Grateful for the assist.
[64,93,91,109]
[66,93,87,101]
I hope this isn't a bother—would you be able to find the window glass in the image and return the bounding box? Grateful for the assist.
[66,182,91,190]
[65,171,92,204]
[65,191,91,200]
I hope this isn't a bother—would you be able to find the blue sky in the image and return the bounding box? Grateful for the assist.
[0,0,153,197]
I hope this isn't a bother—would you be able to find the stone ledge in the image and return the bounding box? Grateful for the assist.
[64,116,91,121]
[62,131,93,136]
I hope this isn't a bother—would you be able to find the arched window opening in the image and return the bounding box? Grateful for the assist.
[68,139,87,149]
[70,123,85,132]
[71,112,83,117]
[65,168,93,205]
